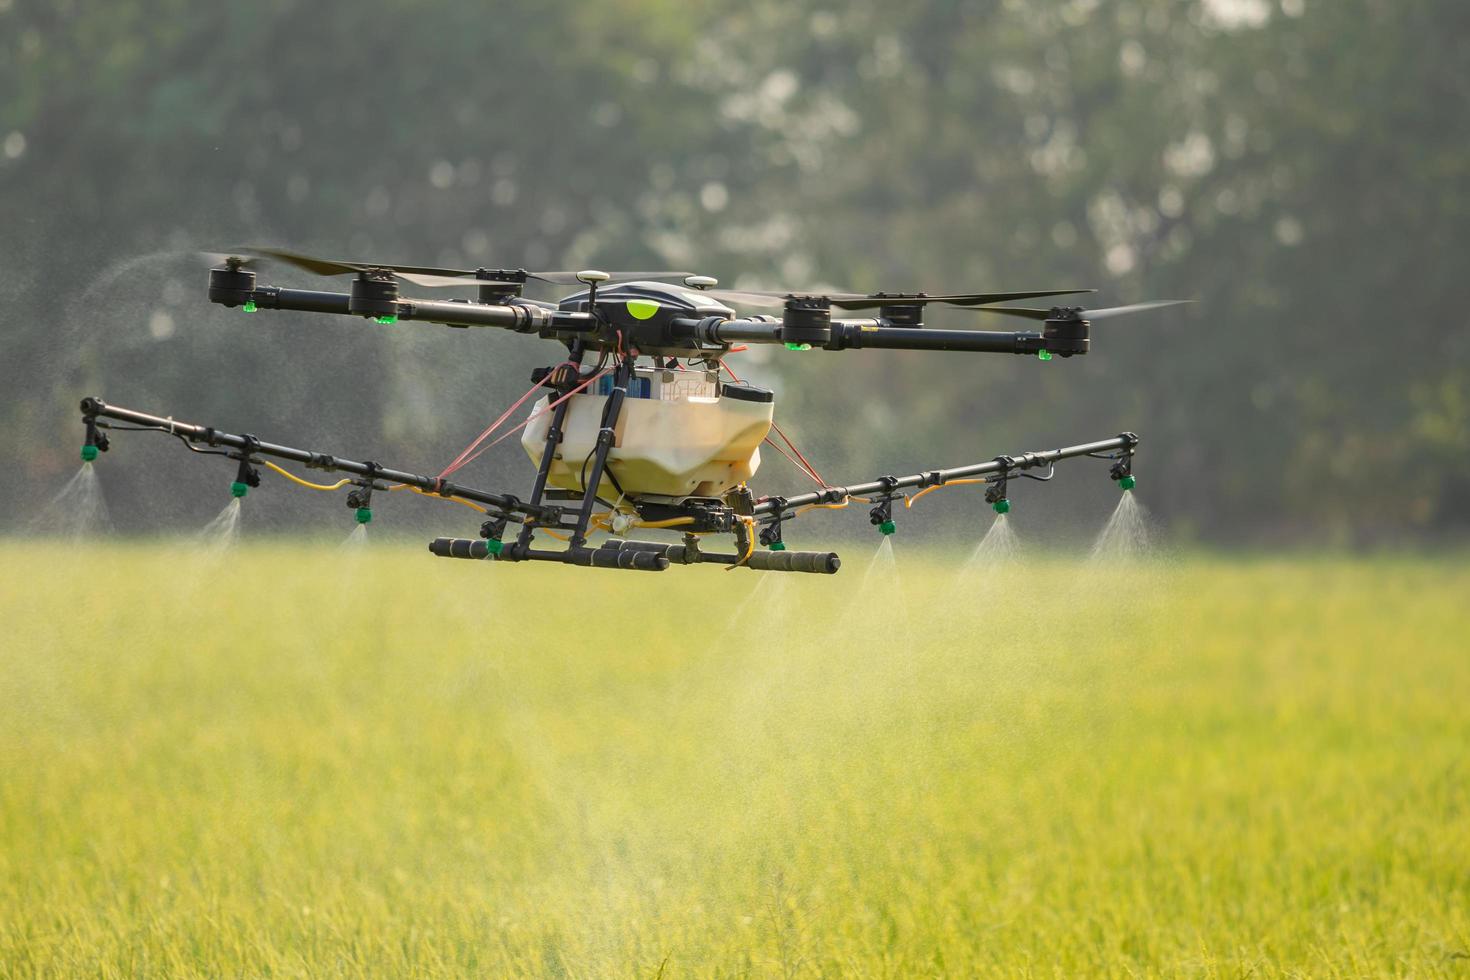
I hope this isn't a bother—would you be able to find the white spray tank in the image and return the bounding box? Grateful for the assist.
[522,367,774,501]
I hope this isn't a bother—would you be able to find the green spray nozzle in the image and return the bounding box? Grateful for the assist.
[230,481,249,498]
[485,538,504,557]
[769,540,787,551]
[80,444,99,462]
[992,498,1011,514]
[243,300,257,313]
[1119,474,1136,491]
[878,519,897,535]
[355,507,373,524]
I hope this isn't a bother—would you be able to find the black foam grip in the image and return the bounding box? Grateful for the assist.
[587,547,669,571]
[429,537,490,559]
[745,550,841,574]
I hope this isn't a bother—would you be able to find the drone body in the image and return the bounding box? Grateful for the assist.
[80,246,1185,573]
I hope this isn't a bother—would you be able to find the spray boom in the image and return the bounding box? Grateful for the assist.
[78,394,1139,575]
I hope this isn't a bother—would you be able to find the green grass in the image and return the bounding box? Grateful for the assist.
[1,542,1467,976]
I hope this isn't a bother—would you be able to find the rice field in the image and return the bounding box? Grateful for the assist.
[1,540,1466,976]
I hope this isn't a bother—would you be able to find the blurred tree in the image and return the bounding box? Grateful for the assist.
[2,0,1466,542]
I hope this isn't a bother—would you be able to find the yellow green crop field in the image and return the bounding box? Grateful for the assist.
[1,541,1467,977]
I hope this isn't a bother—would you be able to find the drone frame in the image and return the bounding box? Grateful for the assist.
[74,252,1162,573]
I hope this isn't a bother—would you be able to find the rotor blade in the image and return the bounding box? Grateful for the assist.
[961,306,1054,321]
[1082,300,1194,321]
[963,299,1194,322]
[393,271,524,289]
[699,288,799,309]
[231,247,695,286]
[700,287,1095,311]
[528,270,696,285]
[830,288,1096,310]
[231,246,371,276]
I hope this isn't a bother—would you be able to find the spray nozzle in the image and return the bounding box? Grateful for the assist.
[81,416,110,462]
[1109,453,1135,491]
[985,459,1012,514]
[479,514,509,556]
[759,499,788,550]
[345,461,388,518]
[869,478,899,535]
[230,437,262,498]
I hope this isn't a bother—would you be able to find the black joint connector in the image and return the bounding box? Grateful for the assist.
[480,514,510,541]
[725,485,757,517]
[358,461,388,491]
[306,453,338,472]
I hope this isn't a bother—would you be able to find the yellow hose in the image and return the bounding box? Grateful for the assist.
[725,516,756,570]
[905,478,987,508]
[261,460,351,492]
[390,484,488,514]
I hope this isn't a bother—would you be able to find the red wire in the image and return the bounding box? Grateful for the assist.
[437,360,574,479]
[763,437,825,486]
[719,360,828,485]
[439,364,609,477]
[466,367,611,461]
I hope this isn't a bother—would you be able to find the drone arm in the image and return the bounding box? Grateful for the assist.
[668,316,1060,355]
[212,281,598,335]
[824,322,1045,354]
[239,285,353,315]
[666,316,783,346]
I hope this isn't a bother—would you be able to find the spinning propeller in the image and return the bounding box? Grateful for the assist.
[964,299,1193,322]
[694,285,1097,311]
[211,246,693,290]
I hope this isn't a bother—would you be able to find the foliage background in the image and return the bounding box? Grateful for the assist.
[3,0,1467,543]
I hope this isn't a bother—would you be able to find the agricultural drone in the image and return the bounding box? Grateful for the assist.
[79,246,1185,573]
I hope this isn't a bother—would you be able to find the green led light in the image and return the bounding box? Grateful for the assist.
[230,481,249,498]
[355,507,373,524]
[1119,474,1137,491]
[992,498,1011,514]
[242,300,257,313]
[375,315,397,325]
[1036,350,1052,361]
[80,444,99,462]
[784,342,812,351]
[878,519,896,535]
[769,540,787,551]
[485,539,504,557]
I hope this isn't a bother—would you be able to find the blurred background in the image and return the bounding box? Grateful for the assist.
[2,0,1466,546]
